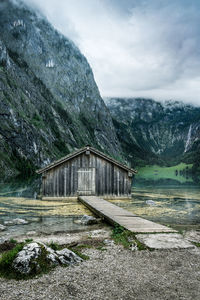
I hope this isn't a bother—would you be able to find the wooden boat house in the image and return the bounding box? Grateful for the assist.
[37,146,136,199]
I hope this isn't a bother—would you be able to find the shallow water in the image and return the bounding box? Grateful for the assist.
[110,187,200,230]
[0,170,200,239]
[0,197,95,240]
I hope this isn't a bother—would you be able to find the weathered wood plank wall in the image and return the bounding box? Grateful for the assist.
[42,152,132,197]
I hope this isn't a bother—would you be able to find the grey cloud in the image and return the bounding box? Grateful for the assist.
[23,0,200,105]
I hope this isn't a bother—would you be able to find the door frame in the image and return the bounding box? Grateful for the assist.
[77,167,96,195]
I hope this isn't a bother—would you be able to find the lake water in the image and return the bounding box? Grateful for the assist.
[0,196,97,240]
[111,187,200,231]
[125,164,200,230]
[0,165,199,239]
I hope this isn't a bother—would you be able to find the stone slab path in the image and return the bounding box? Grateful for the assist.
[136,233,195,249]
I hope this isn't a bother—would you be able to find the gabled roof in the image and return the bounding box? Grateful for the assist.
[36,146,137,174]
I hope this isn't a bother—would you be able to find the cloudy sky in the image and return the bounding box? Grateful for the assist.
[24,0,200,105]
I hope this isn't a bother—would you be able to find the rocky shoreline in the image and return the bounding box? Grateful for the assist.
[0,227,199,299]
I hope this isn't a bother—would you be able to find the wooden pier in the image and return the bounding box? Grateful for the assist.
[79,196,177,233]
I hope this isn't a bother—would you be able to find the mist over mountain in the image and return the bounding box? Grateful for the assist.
[105,98,200,169]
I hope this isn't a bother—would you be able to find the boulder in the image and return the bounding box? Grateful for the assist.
[12,242,41,274]
[12,242,83,275]
[4,218,28,226]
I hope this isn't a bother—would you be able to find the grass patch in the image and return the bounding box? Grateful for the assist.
[48,242,61,251]
[67,239,107,260]
[96,246,107,251]
[31,245,54,276]
[0,242,62,280]
[0,242,53,280]
[68,243,91,261]
[31,112,45,129]
[9,238,17,244]
[25,239,33,243]
[192,242,200,247]
[111,225,149,250]
[68,238,109,258]
[74,244,93,250]
[0,242,25,279]
[69,248,90,261]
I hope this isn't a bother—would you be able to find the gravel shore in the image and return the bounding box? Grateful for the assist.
[0,229,200,300]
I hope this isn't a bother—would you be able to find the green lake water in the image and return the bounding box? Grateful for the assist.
[125,163,200,230]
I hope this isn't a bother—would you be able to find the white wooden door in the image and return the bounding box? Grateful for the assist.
[77,168,95,195]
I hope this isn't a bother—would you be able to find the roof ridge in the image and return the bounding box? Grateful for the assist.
[36,146,137,174]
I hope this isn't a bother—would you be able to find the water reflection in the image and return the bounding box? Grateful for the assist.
[135,163,200,186]
[0,176,40,198]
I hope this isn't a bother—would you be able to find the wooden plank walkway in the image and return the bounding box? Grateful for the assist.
[78,196,177,233]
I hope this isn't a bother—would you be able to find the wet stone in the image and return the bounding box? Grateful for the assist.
[75,215,100,225]
[146,200,156,206]
[4,218,28,226]
[0,224,6,231]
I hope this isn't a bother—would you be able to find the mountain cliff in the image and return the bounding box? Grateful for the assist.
[105,98,200,167]
[0,0,121,180]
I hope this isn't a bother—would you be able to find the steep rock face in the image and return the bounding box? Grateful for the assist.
[105,98,200,166]
[0,0,121,179]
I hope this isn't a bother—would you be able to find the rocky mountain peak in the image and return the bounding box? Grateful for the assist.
[106,97,200,166]
[0,0,121,180]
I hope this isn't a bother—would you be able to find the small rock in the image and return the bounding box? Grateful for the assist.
[0,224,6,231]
[75,215,99,225]
[26,231,37,236]
[81,215,99,225]
[56,248,83,265]
[130,242,138,251]
[146,200,156,206]
[103,239,115,246]
[4,218,28,226]
[128,237,134,243]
